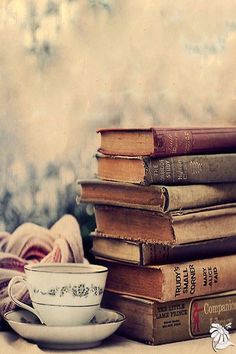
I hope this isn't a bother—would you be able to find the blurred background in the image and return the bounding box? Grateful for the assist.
[1,0,236,255]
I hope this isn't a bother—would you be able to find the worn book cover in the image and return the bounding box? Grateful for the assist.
[97,127,236,157]
[92,233,236,265]
[94,203,236,244]
[102,290,236,345]
[98,254,236,302]
[78,179,236,212]
[96,153,236,185]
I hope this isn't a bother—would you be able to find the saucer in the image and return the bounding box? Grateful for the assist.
[4,307,126,350]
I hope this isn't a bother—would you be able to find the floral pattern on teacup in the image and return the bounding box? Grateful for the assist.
[33,284,104,298]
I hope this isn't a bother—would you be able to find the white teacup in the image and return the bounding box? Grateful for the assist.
[8,263,108,326]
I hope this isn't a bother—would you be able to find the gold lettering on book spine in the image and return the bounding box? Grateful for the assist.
[165,131,193,154]
[143,158,174,184]
[184,131,192,152]
[167,133,178,154]
[153,130,193,156]
[189,160,203,175]
[176,160,188,181]
[144,156,205,184]
[143,158,156,184]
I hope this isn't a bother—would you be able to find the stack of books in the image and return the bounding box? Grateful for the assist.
[78,127,236,345]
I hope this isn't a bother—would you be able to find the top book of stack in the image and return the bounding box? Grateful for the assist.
[97,127,236,157]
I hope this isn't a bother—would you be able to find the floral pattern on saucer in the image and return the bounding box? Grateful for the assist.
[33,283,104,298]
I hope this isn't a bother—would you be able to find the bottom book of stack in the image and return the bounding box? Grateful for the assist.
[102,290,236,345]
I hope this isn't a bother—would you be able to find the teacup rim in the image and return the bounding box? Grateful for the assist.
[24,263,108,274]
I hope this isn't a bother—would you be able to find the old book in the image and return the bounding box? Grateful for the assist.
[77,179,236,212]
[96,153,236,185]
[91,233,236,265]
[97,127,236,157]
[94,203,236,244]
[97,254,236,302]
[102,290,236,345]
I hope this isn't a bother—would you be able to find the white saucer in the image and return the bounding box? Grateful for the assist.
[4,307,125,350]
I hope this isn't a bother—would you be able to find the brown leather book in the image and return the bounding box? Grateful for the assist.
[96,153,236,185]
[94,203,236,244]
[91,233,236,265]
[77,179,236,212]
[102,290,236,345]
[97,126,236,157]
[98,254,236,302]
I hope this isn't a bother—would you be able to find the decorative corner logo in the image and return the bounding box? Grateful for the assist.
[209,323,234,352]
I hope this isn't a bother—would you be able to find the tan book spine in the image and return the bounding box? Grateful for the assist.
[161,255,236,302]
[100,255,236,302]
[171,203,236,243]
[103,291,236,345]
[166,183,236,211]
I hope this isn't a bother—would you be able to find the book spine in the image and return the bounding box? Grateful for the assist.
[142,243,170,265]
[152,128,236,157]
[100,255,236,301]
[172,204,236,244]
[78,181,236,212]
[162,255,236,302]
[143,154,236,185]
[166,183,236,211]
[155,236,236,265]
[94,235,236,265]
[103,291,236,345]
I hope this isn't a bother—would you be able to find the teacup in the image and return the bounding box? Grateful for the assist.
[8,263,108,326]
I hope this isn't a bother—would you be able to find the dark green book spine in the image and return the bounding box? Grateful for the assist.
[143,153,236,185]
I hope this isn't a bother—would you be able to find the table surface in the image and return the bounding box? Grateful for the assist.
[1,330,236,354]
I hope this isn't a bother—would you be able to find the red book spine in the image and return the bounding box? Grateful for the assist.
[152,128,236,157]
